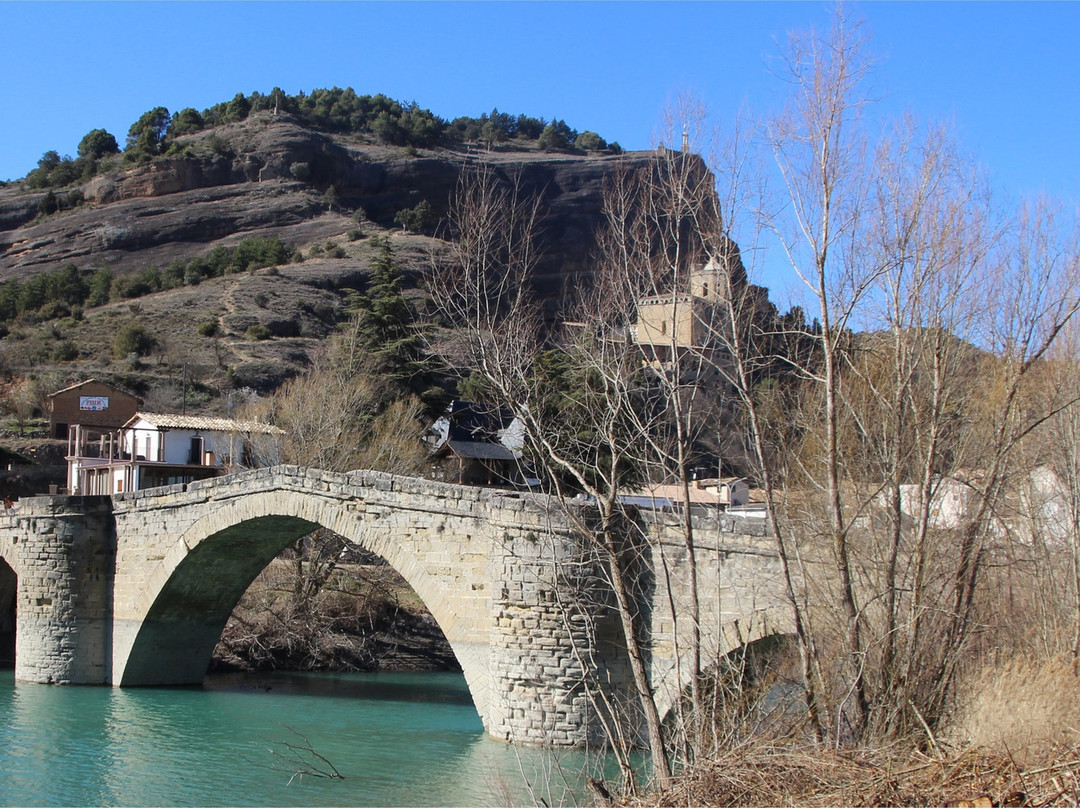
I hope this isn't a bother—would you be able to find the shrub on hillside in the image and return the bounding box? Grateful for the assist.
[228,360,298,393]
[394,199,435,233]
[112,323,156,358]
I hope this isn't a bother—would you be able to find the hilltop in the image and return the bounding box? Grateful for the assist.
[0,102,659,409]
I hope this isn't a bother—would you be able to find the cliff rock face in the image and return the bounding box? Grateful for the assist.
[0,115,664,297]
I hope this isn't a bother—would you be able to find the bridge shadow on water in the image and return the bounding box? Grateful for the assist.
[202,669,477,707]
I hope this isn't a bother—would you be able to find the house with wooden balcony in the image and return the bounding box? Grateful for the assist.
[66,412,284,495]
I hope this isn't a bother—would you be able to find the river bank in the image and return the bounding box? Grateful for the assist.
[212,559,459,675]
[630,741,1080,807]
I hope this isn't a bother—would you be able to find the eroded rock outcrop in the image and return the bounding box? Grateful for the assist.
[0,114,664,301]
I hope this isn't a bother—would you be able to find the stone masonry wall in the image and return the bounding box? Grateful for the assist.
[0,467,785,748]
[8,496,115,684]
[646,512,791,720]
[486,506,611,745]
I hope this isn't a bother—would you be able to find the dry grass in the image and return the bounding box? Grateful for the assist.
[634,741,1080,807]
[948,655,1080,767]
[619,654,1080,807]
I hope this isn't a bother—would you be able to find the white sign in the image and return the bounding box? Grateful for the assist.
[79,396,109,411]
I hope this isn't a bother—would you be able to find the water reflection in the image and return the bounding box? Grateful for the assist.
[0,670,609,807]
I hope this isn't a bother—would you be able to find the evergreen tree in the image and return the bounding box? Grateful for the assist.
[77,129,120,160]
[126,107,171,160]
[349,236,446,415]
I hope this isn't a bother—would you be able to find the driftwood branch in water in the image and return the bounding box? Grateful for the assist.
[254,724,345,785]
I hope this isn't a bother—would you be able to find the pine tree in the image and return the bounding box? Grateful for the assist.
[349,236,446,415]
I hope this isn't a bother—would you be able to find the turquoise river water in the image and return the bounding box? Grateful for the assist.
[0,669,602,807]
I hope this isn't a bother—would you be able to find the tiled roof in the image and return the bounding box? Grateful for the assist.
[128,412,285,434]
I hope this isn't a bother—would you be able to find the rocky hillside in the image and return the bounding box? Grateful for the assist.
[0,112,664,406]
[0,113,649,291]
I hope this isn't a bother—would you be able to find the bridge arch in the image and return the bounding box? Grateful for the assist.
[0,557,16,668]
[651,605,794,724]
[111,485,497,729]
[0,468,789,746]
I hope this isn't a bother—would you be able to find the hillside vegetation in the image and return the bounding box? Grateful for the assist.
[0,92,647,414]
[9,88,620,190]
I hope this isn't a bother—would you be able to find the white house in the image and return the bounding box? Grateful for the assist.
[67,412,284,495]
[621,477,750,513]
[891,476,975,530]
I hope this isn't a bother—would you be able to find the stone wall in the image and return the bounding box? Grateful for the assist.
[6,496,115,684]
[0,466,787,747]
[645,512,792,721]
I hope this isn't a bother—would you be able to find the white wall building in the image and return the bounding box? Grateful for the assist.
[68,412,284,495]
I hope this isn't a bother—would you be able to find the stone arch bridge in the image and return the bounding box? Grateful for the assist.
[0,466,789,745]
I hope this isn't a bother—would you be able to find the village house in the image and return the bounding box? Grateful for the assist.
[66,412,284,495]
[427,401,537,488]
[622,477,750,514]
[894,476,976,530]
[46,378,141,440]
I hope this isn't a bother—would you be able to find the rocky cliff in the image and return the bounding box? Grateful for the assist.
[0,113,682,405]
[0,113,652,292]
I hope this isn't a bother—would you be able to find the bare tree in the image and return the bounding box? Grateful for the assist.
[763,8,881,739]
[428,160,676,789]
[594,127,724,754]
[755,10,1080,746]
[1037,323,1080,671]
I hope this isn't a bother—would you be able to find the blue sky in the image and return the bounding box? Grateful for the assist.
[3,1,1077,294]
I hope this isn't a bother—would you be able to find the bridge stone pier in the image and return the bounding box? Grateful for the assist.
[0,466,789,746]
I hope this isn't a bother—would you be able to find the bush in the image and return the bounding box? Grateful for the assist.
[394,199,436,233]
[230,236,295,273]
[206,134,235,158]
[228,359,298,393]
[245,324,272,341]
[112,323,156,358]
[52,340,78,361]
[575,131,607,152]
[37,300,70,320]
[197,320,221,337]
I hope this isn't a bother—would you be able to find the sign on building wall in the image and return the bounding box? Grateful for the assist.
[79,396,110,411]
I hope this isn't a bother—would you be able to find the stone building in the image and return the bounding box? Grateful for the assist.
[634,257,730,350]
